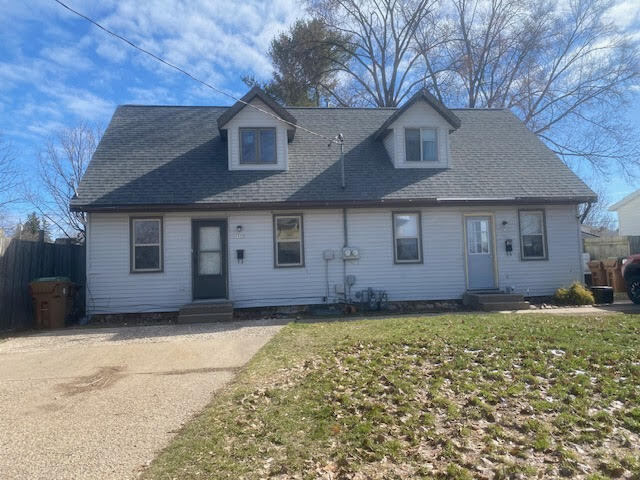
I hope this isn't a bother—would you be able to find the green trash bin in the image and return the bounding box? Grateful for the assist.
[29,277,75,329]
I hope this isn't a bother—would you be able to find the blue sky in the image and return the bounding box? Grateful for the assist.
[1,0,639,226]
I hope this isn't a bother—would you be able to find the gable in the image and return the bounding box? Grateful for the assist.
[217,86,296,141]
[374,89,461,140]
[609,190,640,212]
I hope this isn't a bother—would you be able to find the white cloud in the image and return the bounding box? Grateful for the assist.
[87,0,306,81]
[604,0,640,30]
[126,86,176,104]
[40,45,94,71]
[40,84,114,120]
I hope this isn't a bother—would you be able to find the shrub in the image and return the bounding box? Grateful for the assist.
[553,282,594,306]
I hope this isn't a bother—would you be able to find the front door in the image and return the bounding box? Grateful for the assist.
[192,220,227,300]
[466,216,496,290]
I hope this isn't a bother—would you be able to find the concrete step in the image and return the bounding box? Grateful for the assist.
[178,301,234,323]
[480,301,530,312]
[463,292,525,307]
[475,293,525,304]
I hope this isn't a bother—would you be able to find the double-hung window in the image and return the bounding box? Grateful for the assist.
[393,212,422,263]
[405,128,437,162]
[240,128,276,164]
[519,210,547,260]
[274,215,304,267]
[131,217,163,272]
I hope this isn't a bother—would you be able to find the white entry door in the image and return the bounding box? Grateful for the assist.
[466,216,496,290]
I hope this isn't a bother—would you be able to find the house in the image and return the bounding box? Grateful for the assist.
[609,190,640,236]
[71,87,595,317]
[580,225,618,240]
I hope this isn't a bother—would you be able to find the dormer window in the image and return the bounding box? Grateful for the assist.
[240,128,277,164]
[405,128,437,162]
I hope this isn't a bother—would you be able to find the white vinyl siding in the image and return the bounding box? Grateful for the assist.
[86,205,582,314]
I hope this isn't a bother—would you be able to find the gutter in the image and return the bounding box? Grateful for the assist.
[71,196,597,213]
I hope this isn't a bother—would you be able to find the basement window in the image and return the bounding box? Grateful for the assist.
[240,128,277,164]
[519,210,548,260]
[393,212,422,263]
[130,217,163,272]
[274,215,304,267]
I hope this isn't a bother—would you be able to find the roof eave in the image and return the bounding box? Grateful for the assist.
[71,195,595,213]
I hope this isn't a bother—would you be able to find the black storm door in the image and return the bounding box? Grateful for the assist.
[192,220,227,299]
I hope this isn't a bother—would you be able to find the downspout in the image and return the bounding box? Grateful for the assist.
[343,207,348,302]
[85,212,91,317]
[579,201,593,224]
[576,204,584,283]
[340,138,345,189]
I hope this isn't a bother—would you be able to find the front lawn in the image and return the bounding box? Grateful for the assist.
[145,313,640,479]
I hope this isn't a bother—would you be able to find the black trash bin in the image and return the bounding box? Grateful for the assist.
[591,286,614,304]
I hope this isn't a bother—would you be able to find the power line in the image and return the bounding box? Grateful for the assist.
[52,0,341,145]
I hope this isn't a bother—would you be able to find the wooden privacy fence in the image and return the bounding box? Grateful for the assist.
[584,235,640,260]
[0,236,85,331]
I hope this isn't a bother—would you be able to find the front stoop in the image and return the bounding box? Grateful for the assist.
[463,292,530,312]
[177,301,234,323]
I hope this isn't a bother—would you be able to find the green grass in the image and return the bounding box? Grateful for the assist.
[144,313,640,479]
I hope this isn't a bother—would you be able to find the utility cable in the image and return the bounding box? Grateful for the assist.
[52,0,342,145]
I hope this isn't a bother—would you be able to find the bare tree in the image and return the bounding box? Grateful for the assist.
[0,134,18,219]
[27,124,101,239]
[310,0,437,106]
[578,181,617,229]
[301,0,639,173]
[419,0,640,173]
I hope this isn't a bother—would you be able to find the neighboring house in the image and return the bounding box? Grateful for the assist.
[609,190,640,236]
[71,87,595,316]
[581,224,618,241]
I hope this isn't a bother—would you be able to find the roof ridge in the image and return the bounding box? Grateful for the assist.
[120,104,229,108]
[117,104,506,112]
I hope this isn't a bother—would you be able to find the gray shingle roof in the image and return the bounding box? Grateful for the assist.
[72,104,595,211]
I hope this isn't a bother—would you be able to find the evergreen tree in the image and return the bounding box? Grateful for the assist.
[21,212,41,241]
[244,19,351,106]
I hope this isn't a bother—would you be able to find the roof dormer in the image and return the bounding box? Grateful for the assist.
[218,87,296,171]
[375,89,460,169]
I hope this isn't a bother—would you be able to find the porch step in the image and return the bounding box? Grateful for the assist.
[480,301,531,312]
[463,292,529,311]
[177,301,234,323]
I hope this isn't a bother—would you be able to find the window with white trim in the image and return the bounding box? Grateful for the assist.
[393,212,422,263]
[131,218,163,272]
[519,210,547,260]
[405,128,437,162]
[240,127,277,164]
[274,215,304,267]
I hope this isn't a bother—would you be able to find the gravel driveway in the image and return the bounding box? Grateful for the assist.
[0,320,283,479]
